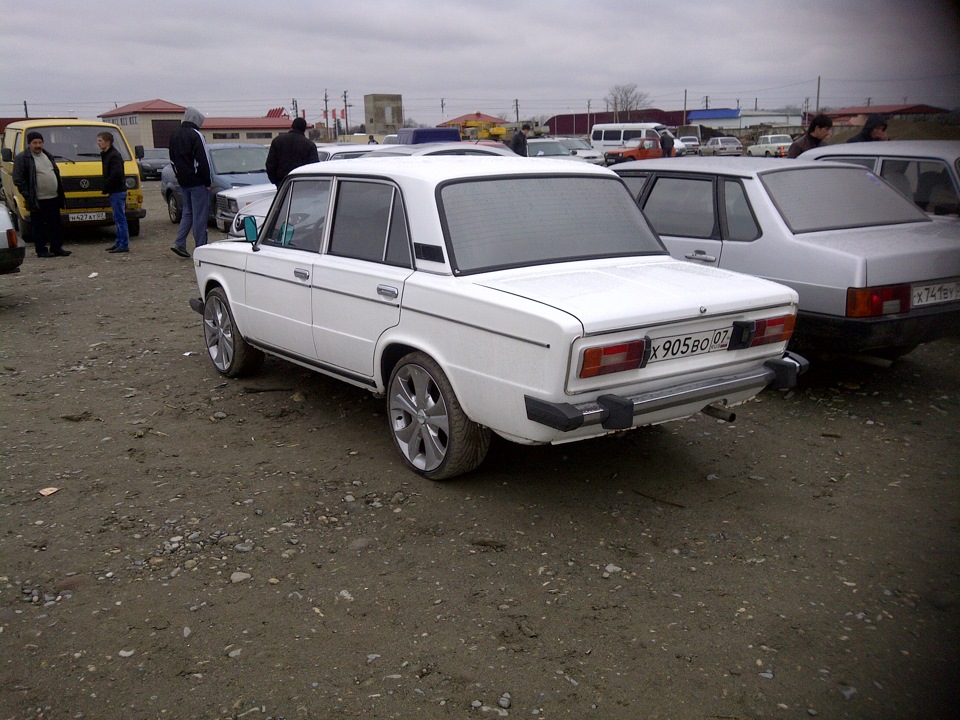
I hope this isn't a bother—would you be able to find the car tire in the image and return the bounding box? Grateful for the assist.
[764,151,772,157]
[387,352,491,480]
[167,193,182,224]
[201,287,264,378]
[128,217,140,237]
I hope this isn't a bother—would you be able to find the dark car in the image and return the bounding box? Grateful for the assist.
[1,206,26,275]
[137,148,173,180]
[161,143,269,225]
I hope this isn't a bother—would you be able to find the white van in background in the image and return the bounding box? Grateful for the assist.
[590,123,683,154]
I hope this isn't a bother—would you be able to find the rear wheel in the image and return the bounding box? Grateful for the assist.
[128,217,140,237]
[201,288,263,377]
[387,352,491,480]
[167,193,182,223]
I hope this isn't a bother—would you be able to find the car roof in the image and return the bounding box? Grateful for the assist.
[612,156,838,177]
[316,143,374,152]
[800,140,960,162]
[289,155,617,183]
[4,118,121,130]
[363,142,514,157]
[207,143,267,150]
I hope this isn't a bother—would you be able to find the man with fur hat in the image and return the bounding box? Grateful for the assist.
[12,131,70,257]
[168,107,211,258]
[265,116,319,185]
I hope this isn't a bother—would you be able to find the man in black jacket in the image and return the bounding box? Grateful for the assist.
[98,131,129,253]
[265,117,319,185]
[12,131,69,257]
[168,107,211,258]
[509,124,530,156]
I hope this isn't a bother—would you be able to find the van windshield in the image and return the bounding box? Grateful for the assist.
[31,125,131,162]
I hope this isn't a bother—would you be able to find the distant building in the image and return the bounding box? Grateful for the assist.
[363,94,403,136]
[99,99,312,148]
[686,108,802,130]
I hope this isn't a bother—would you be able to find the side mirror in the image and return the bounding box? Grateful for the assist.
[135,145,145,160]
[242,215,258,243]
[1,148,11,162]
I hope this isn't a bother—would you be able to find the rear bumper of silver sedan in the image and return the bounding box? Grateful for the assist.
[525,352,808,432]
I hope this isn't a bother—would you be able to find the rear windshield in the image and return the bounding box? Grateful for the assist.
[440,175,664,274]
[761,166,930,233]
[30,125,131,162]
[210,146,268,174]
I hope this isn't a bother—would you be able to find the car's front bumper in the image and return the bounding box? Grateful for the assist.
[525,353,807,432]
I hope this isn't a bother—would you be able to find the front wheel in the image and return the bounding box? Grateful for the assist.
[167,193,182,223]
[387,352,491,480]
[201,288,264,377]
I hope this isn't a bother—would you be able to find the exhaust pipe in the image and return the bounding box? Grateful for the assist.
[702,403,735,422]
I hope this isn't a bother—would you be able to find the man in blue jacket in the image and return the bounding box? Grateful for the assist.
[168,107,211,257]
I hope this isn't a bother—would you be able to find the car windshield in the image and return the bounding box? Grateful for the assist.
[210,146,269,174]
[769,135,791,144]
[560,138,591,151]
[761,166,930,233]
[440,175,664,274]
[143,148,169,160]
[528,142,568,157]
[720,139,739,146]
[31,125,132,161]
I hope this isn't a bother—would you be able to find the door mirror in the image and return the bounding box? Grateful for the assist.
[242,215,259,243]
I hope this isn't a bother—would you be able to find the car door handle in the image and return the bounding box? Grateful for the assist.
[294,268,310,280]
[377,284,399,299]
[685,250,717,262]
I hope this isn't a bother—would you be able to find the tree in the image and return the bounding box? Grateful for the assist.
[605,83,650,121]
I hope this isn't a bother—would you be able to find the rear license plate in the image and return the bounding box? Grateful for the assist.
[912,280,960,307]
[68,212,107,222]
[649,327,731,363]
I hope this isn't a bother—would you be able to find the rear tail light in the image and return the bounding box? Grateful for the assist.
[579,339,648,378]
[728,314,796,350]
[6,228,17,249]
[846,285,910,318]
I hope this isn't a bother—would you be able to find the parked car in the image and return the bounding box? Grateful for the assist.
[680,136,701,155]
[1,205,25,275]
[700,137,743,156]
[671,136,687,157]
[215,144,377,231]
[556,137,605,164]
[137,147,173,180]
[799,140,960,217]
[161,143,269,225]
[604,137,668,165]
[613,157,960,358]
[525,138,589,161]
[191,157,805,479]
[745,134,792,157]
[364,141,515,158]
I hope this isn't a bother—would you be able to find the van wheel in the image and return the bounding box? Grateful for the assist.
[128,217,140,237]
[167,194,182,224]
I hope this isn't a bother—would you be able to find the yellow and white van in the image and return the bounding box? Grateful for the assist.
[1,119,145,238]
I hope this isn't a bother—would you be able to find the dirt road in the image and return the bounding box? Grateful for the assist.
[1,185,958,719]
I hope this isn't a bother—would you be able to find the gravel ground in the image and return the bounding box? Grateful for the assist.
[1,184,958,719]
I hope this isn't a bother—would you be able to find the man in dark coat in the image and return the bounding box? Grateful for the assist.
[787,114,833,158]
[12,131,69,257]
[265,117,319,185]
[847,113,889,143]
[510,124,531,156]
[98,131,129,253]
[659,131,675,158]
[168,107,211,257]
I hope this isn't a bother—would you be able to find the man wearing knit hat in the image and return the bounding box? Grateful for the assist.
[265,116,319,186]
[168,107,211,258]
[12,131,70,257]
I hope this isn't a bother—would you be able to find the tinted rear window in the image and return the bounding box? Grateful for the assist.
[440,176,664,274]
[760,166,929,233]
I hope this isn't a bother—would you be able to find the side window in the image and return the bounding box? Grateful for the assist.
[911,160,959,215]
[261,179,331,252]
[642,177,716,238]
[329,181,395,263]
[618,173,649,202]
[603,130,622,142]
[591,129,602,142]
[878,159,915,200]
[384,192,412,267]
[623,130,644,142]
[826,156,875,170]
[722,180,760,241]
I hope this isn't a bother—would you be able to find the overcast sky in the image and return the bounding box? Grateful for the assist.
[3,0,958,127]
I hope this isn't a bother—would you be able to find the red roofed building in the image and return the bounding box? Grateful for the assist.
[99,99,312,148]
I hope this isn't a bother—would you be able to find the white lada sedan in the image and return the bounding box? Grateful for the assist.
[190,157,805,480]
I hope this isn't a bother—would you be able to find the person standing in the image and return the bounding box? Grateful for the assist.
[510,124,530,156]
[265,117,319,186]
[98,131,129,253]
[659,131,675,158]
[12,131,70,258]
[846,113,889,143]
[787,114,834,158]
[168,107,211,258]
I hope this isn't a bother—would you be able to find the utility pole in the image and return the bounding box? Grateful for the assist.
[704,95,710,110]
[440,98,445,118]
[865,97,872,106]
[23,100,29,118]
[815,75,821,113]
[291,98,299,119]
[323,90,330,140]
[587,99,591,136]
[514,99,519,124]
[683,90,687,126]
[343,91,349,134]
